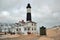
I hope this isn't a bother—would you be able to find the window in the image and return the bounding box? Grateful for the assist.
[16,29,18,31]
[32,28,33,30]
[24,28,26,31]
[34,28,36,30]
[28,28,30,30]
[19,28,21,31]
[32,23,33,26]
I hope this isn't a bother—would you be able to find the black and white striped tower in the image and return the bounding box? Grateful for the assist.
[26,3,32,21]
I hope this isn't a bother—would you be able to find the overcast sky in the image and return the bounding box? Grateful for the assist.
[0,0,60,28]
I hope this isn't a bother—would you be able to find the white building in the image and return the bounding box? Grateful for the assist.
[15,20,37,35]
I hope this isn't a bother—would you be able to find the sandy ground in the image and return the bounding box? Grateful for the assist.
[0,27,60,40]
[39,36,54,40]
[0,34,20,39]
[46,27,60,40]
[0,34,40,40]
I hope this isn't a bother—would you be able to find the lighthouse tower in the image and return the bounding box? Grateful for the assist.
[26,3,32,21]
[24,3,37,34]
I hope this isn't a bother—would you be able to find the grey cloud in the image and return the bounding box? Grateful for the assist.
[0,0,60,28]
[0,0,23,11]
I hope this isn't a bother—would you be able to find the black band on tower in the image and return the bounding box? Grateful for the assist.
[26,13,31,21]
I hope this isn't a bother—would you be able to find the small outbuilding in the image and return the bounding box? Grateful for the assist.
[40,26,46,36]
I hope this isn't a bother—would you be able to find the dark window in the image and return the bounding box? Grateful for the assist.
[24,28,26,30]
[16,29,18,31]
[28,28,30,30]
[32,28,33,30]
[19,28,21,31]
[32,23,33,26]
[34,28,36,30]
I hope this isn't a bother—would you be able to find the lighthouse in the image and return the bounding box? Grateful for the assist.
[26,3,32,21]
